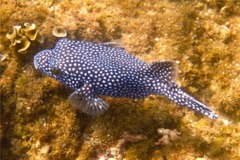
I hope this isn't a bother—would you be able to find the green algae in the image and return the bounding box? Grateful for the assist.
[1,0,240,159]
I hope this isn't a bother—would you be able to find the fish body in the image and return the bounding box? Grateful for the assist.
[34,38,217,119]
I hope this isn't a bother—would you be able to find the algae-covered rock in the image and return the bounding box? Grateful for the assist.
[1,0,240,159]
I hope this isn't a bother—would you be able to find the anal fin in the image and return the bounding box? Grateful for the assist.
[68,83,109,116]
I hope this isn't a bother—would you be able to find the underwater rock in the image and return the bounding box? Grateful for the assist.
[155,128,181,145]
[6,23,44,53]
[52,27,67,38]
[0,54,7,62]
[95,132,147,159]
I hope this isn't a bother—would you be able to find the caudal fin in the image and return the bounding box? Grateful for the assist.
[157,82,218,119]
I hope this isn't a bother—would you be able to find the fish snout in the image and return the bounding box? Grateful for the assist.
[34,50,52,70]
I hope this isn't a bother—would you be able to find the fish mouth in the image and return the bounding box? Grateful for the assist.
[33,55,40,69]
[34,50,52,70]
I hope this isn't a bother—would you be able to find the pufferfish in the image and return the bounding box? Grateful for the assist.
[34,38,218,119]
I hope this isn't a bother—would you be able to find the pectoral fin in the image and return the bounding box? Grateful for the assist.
[68,83,109,116]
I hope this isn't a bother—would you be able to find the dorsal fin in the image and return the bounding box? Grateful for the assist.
[150,60,178,81]
[103,40,125,49]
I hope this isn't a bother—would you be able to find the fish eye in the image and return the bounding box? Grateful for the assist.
[50,68,62,76]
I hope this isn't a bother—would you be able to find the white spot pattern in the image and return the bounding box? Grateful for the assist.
[34,38,218,119]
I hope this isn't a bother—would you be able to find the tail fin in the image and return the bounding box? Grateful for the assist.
[157,82,218,119]
[149,61,217,119]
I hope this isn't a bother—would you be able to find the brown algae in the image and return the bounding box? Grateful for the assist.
[52,27,67,38]
[6,22,44,53]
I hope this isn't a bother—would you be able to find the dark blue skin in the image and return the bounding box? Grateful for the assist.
[34,38,218,119]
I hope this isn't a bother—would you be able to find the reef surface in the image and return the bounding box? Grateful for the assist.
[1,0,240,159]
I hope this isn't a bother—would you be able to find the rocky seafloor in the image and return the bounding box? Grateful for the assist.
[1,0,240,159]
